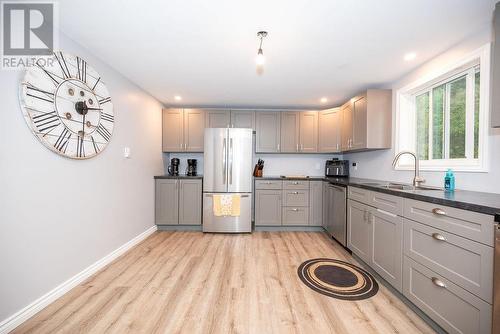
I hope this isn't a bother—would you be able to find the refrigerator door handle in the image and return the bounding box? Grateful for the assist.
[222,138,227,184]
[229,138,233,184]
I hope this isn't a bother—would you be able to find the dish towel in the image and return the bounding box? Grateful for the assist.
[213,194,241,217]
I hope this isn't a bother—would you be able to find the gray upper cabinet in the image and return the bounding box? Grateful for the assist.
[255,190,282,226]
[162,109,184,152]
[205,109,230,128]
[178,179,202,225]
[370,207,403,291]
[155,179,179,225]
[280,111,300,153]
[299,111,318,152]
[318,108,341,153]
[256,111,281,153]
[184,109,205,152]
[231,110,255,129]
[162,108,205,152]
[492,3,500,128]
[309,181,323,226]
[341,89,392,152]
[155,178,202,225]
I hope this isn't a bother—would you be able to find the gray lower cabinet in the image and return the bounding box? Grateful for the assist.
[256,112,281,153]
[282,207,309,225]
[403,256,492,334]
[255,190,282,226]
[370,207,403,291]
[322,182,329,229]
[347,199,371,264]
[155,179,179,225]
[309,181,323,226]
[155,179,202,225]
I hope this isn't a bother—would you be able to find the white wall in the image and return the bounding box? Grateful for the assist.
[0,32,164,322]
[346,28,500,193]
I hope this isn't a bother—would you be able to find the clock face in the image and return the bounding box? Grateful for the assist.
[20,50,114,159]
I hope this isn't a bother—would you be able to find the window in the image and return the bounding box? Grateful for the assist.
[395,44,490,172]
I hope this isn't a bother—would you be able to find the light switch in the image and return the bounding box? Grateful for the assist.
[123,147,131,158]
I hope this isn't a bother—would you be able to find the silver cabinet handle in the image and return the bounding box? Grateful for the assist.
[431,277,447,288]
[277,143,280,151]
[296,143,299,151]
[363,210,367,221]
[265,181,271,184]
[292,208,299,211]
[292,191,299,194]
[229,138,233,185]
[432,233,446,241]
[222,138,226,184]
[432,208,447,216]
[293,181,299,185]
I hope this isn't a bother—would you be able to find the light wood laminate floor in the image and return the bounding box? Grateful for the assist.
[13,231,435,334]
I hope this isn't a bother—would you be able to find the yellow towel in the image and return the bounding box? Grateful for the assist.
[213,194,241,217]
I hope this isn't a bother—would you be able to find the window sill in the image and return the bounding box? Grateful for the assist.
[395,165,488,173]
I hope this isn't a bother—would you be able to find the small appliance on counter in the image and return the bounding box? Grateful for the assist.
[325,159,349,177]
[168,158,180,176]
[186,159,198,176]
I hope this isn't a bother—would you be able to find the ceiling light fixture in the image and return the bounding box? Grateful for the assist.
[320,97,328,103]
[256,31,268,66]
[404,52,417,61]
[174,95,182,101]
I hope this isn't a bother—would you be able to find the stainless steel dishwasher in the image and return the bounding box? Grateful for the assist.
[325,184,347,247]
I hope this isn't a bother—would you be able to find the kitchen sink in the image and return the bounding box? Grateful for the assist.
[359,182,443,191]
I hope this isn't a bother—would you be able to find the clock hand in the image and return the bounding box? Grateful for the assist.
[82,107,103,111]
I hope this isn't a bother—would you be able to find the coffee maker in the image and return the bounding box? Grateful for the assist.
[168,158,180,176]
[186,159,197,176]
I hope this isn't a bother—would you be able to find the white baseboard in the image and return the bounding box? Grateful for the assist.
[0,225,158,334]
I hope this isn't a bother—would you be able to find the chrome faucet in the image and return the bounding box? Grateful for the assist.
[392,151,425,187]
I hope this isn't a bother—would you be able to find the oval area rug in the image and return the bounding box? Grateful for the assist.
[297,258,378,300]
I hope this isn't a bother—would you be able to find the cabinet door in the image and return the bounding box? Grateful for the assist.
[318,108,341,152]
[162,109,184,152]
[352,96,367,149]
[309,181,323,226]
[205,109,230,128]
[370,208,403,291]
[322,182,329,228]
[299,111,318,152]
[347,199,371,263]
[184,109,205,152]
[231,110,255,129]
[179,179,202,225]
[341,102,353,151]
[255,190,282,226]
[155,179,179,225]
[255,112,281,153]
[280,111,300,152]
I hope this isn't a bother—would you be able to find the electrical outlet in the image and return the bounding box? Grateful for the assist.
[352,162,358,171]
[123,147,131,158]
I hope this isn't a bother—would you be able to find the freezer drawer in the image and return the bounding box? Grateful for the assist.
[202,193,252,233]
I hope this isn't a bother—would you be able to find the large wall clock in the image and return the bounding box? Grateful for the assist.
[19,50,114,159]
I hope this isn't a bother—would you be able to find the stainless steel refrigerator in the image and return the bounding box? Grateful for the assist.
[203,128,253,233]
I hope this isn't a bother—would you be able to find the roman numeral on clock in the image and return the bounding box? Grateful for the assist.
[54,128,71,152]
[91,136,100,154]
[54,51,72,79]
[96,124,111,142]
[32,111,60,135]
[101,112,114,123]
[76,135,85,158]
[98,97,111,105]
[77,57,87,82]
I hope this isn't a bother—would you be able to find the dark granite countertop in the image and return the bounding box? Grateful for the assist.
[154,175,203,179]
[257,176,500,216]
[254,175,325,181]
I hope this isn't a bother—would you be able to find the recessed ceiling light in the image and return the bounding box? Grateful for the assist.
[320,97,328,103]
[174,95,182,101]
[404,52,417,61]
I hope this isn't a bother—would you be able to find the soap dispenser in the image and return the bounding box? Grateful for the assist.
[444,169,455,191]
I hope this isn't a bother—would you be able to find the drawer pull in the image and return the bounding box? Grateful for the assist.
[432,208,447,216]
[293,181,299,185]
[431,277,447,288]
[292,208,299,211]
[432,233,446,242]
[292,191,299,194]
[265,181,271,184]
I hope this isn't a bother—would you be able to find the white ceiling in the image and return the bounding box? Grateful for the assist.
[58,0,496,108]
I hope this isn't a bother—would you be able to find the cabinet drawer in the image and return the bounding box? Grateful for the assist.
[283,180,309,190]
[348,186,371,205]
[404,199,495,246]
[255,179,283,190]
[282,207,309,226]
[403,257,492,334]
[283,190,309,207]
[370,191,403,216]
[403,219,493,302]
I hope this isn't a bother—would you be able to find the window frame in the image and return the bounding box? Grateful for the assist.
[394,44,490,172]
